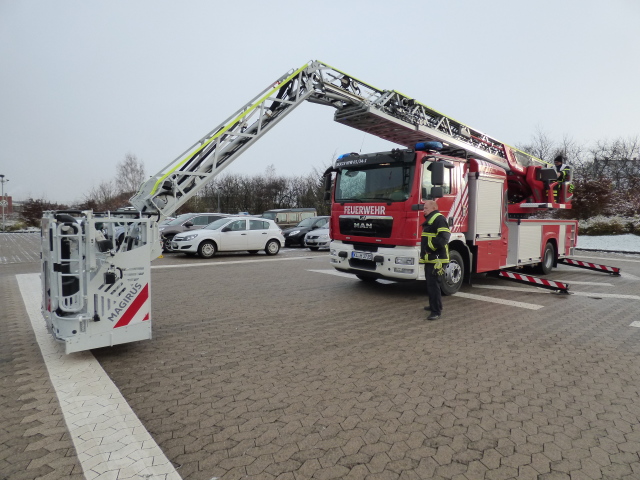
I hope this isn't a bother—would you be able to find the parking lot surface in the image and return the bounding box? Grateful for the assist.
[2,233,640,479]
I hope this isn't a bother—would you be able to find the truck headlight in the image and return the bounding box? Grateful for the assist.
[395,257,414,265]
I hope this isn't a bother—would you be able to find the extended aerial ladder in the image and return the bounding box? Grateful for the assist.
[130,60,558,219]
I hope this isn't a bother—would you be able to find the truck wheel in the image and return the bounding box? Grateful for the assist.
[441,250,464,296]
[198,240,216,258]
[539,242,555,275]
[265,239,280,256]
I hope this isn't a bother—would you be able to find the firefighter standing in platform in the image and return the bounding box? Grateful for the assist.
[420,200,451,321]
[553,154,574,201]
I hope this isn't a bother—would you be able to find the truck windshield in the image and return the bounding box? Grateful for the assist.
[335,164,413,202]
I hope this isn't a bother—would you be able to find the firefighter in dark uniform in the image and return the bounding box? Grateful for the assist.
[553,154,574,200]
[419,200,451,320]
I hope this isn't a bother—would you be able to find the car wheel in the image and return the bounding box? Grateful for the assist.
[356,274,377,282]
[265,239,280,256]
[162,235,175,252]
[441,250,464,296]
[198,240,216,259]
[308,247,319,251]
[539,242,555,275]
[248,250,259,255]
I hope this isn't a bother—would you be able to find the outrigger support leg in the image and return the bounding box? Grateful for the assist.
[560,258,621,276]
[488,270,571,294]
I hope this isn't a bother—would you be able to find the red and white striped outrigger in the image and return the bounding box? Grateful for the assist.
[490,271,571,294]
[560,258,621,276]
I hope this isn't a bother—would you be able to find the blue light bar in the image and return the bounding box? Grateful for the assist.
[415,141,443,151]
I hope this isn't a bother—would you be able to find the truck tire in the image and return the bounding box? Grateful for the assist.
[441,250,464,296]
[539,242,555,275]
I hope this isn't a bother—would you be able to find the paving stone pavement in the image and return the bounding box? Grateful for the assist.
[1,263,84,480]
[2,245,640,480]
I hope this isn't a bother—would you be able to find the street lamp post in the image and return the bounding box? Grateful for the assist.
[0,174,8,231]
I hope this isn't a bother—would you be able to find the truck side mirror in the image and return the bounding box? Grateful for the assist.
[429,162,445,185]
[430,186,444,199]
[323,174,332,191]
[323,174,332,204]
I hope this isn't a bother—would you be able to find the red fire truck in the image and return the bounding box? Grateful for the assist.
[327,143,577,294]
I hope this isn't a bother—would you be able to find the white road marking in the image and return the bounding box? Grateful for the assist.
[308,269,358,279]
[152,255,326,269]
[308,269,544,310]
[621,272,640,281]
[16,274,181,480]
[475,284,640,300]
[630,321,640,328]
[451,292,544,310]
[544,280,613,286]
[573,254,640,263]
[486,277,612,287]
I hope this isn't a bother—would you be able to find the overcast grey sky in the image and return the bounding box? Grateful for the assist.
[1,0,639,204]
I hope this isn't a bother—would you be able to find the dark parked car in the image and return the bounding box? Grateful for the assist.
[160,213,228,251]
[281,216,329,247]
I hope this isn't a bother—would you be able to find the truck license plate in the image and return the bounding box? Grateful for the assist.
[352,251,373,261]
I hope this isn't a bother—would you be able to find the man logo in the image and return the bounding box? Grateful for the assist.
[359,215,367,220]
[354,222,373,229]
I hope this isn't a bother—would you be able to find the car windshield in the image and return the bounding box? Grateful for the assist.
[204,218,233,230]
[165,214,193,226]
[335,164,414,202]
[296,218,315,228]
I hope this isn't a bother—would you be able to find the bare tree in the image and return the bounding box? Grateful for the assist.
[116,153,146,196]
[516,127,555,162]
[82,179,120,211]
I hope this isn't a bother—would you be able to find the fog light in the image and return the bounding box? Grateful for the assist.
[395,257,414,265]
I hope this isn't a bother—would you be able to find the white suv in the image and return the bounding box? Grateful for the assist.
[171,216,285,258]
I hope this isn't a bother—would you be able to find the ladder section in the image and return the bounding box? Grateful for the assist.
[130,61,378,216]
[130,60,549,216]
[333,90,548,174]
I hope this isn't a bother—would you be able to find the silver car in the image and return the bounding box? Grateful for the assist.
[171,216,285,258]
[304,225,331,251]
